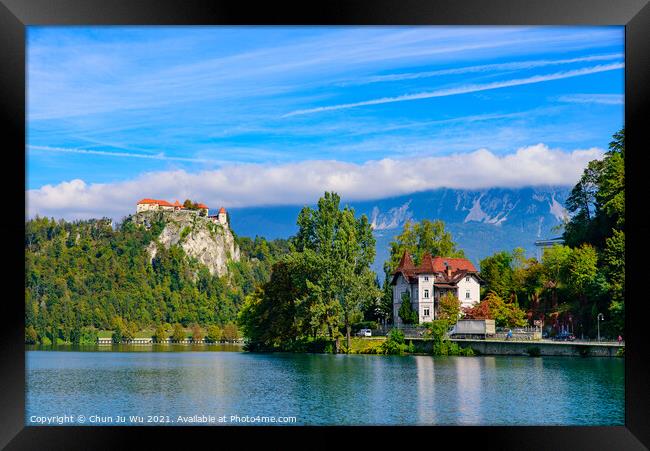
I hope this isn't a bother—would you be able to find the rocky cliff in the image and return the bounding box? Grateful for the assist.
[134,209,240,277]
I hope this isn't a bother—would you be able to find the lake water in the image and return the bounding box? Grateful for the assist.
[26,347,624,426]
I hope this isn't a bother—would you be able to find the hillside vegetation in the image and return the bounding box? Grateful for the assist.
[25,213,288,345]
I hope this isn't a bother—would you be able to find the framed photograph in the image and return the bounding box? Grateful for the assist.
[2,0,649,449]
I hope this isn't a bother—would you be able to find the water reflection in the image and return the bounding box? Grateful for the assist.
[454,357,483,424]
[26,351,624,426]
[415,356,436,424]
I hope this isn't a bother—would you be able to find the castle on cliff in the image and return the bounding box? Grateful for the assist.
[136,198,228,227]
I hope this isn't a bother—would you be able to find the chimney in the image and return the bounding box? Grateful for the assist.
[445,262,452,278]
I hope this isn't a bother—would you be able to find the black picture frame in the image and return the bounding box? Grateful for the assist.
[2,1,649,449]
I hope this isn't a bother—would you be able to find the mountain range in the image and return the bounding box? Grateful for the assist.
[228,186,571,275]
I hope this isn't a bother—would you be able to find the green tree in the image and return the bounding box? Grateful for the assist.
[386,219,465,274]
[465,291,526,328]
[172,323,185,342]
[438,292,461,324]
[380,328,406,355]
[292,192,377,348]
[206,324,222,343]
[25,326,38,344]
[222,323,239,341]
[191,324,203,342]
[112,316,132,343]
[398,291,418,325]
[479,251,514,298]
[153,324,168,342]
[564,128,624,249]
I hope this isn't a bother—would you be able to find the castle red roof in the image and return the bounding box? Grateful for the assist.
[137,198,213,210]
[218,207,226,214]
[137,198,174,207]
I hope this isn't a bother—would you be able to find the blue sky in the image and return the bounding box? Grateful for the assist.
[26,26,624,220]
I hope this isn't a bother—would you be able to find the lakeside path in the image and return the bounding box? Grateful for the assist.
[438,338,623,357]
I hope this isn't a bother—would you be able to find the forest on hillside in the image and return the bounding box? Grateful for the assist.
[25,213,288,345]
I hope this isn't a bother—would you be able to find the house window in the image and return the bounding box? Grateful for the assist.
[466,291,471,299]
[424,276,429,281]
[466,276,470,282]
[424,289,429,299]
[423,307,430,317]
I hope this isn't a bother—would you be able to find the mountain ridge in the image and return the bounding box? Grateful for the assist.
[228,186,570,274]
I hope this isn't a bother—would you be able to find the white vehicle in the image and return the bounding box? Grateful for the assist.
[357,329,372,337]
[449,320,496,339]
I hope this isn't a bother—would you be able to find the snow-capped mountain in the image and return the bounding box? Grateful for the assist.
[229,186,571,275]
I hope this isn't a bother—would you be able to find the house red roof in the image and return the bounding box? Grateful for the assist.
[197,203,208,209]
[430,256,477,273]
[396,250,415,271]
[391,251,479,285]
[391,251,417,285]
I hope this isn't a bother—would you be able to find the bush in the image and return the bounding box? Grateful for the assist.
[424,319,474,356]
[40,335,52,346]
[616,347,625,357]
[526,346,541,357]
[380,329,407,355]
[407,340,416,353]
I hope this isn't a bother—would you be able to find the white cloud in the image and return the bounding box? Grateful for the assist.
[27,144,604,222]
[343,53,623,85]
[283,63,624,117]
[556,94,624,105]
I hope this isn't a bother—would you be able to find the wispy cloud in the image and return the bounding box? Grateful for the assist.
[27,144,604,221]
[29,145,224,164]
[283,63,624,117]
[556,93,624,105]
[342,53,623,86]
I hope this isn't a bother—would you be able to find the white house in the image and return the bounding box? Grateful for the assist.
[391,251,483,325]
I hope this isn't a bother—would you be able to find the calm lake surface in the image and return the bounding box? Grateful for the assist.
[26,346,624,426]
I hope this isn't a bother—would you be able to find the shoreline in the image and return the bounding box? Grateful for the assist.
[25,338,624,358]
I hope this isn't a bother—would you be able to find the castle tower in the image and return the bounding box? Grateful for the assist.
[218,207,228,227]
